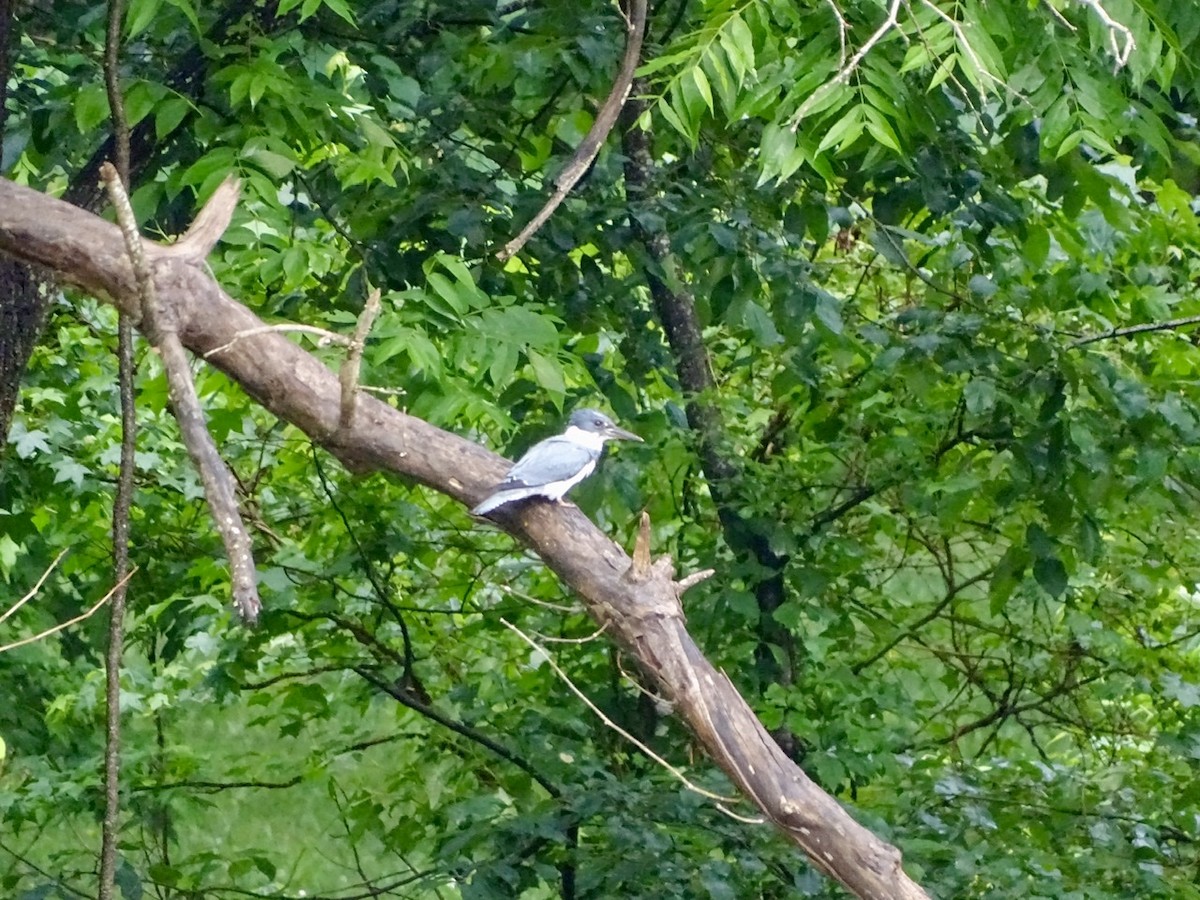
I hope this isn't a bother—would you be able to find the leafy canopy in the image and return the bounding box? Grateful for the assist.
[3,0,1200,897]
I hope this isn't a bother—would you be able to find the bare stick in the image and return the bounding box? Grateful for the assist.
[502,618,739,805]
[917,0,1004,91]
[0,568,134,653]
[0,548,69,626]
[1070,313,1200,348]
[1042,0,1075,30]
[498,582,580,614]
[496,0,648,262]
[529,622,609,644]
[788,0,902,130]
[1075,0,1134,68]
[101,5,134,895]
[100,163,261,622]
[340,287,381,431]
[676,567,715,593]
[204,323,352,359]
[825,0,849,67]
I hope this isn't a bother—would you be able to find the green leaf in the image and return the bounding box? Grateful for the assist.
[74,85,110,134]
[319,0,355,25]
[526,350,565,396]
[426,272,469,315]
[816,106,865,153]
[246,148,296,179]
[488,340,519,387]
[968,275,998,298]
[989,544,1030,611]
[125,0,163,37]
[163,0,201,33]
[1033,555,1068,598]
[0,535,20,574]
[814,294,843,334]
[154,96,191,140]
[963,378,996,414]
[691,67,714,115]
[721,15,755,82]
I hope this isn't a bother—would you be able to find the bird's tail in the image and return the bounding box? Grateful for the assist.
[470,488,536,516]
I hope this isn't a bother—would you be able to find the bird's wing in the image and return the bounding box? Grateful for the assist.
[499,436,597,488]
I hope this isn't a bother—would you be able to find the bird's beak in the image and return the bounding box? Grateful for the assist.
[605,425,643,443]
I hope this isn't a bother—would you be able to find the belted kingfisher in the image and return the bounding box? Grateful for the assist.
[470,408,642,516]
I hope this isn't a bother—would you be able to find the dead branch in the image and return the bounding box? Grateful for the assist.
[0,568,134,654]
[1070,313,1200,347]
[340,286,381,431]
[100,166,261,623]
[166,177,241,261]
[101,15,135,897]
[203,323,352,359]
[502,617,738,806]
[631,510,652,577]
[676,567,715,592]
[496,0,647,262]
[0,548,69,626]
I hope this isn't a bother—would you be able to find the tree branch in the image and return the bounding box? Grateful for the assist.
[496,0,647,261]
[0,177,929,900]
[0,569,132,654]
[1070,312,1200,347]
[100,166,261,622]
[100,9,133,894]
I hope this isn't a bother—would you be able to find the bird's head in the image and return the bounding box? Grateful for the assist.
[567,408,643,444]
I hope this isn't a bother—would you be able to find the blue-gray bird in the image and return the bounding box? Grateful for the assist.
[470,409,642,516]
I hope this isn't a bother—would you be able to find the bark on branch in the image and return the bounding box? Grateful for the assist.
[100,167,260,623]
[0,177,929,900]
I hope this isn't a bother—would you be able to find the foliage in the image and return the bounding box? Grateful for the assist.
[4,0,1200,897]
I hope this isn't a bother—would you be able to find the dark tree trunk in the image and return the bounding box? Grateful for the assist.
[621,89,797,726]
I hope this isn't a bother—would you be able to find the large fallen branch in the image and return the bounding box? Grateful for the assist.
[0,177,930,900]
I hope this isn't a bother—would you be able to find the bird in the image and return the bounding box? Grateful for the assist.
[470,408,642,516]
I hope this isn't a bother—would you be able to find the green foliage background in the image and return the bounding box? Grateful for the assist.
[3,0,1200,896]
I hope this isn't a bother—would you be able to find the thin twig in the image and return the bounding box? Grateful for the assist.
[100,162,262,622]
[788,0,902,130]
[825,0,849,67]
[0,569,134,654]
[617,653,672,709]
[502,618,739,805]
[1042,0,1075,30]
[716,802,766,824]
[203,323,351,359]
[529,622,609,644]
[1075,0,1134,67]
[496,0,648,261]
[339,286,381,431]
[103,0,129,187]
[351,664,564,799]
[917,0,1003,91]
[1070,313,1200,347]
[0,548,68,627]
[499,582,580,613]
[101,4,133,894]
